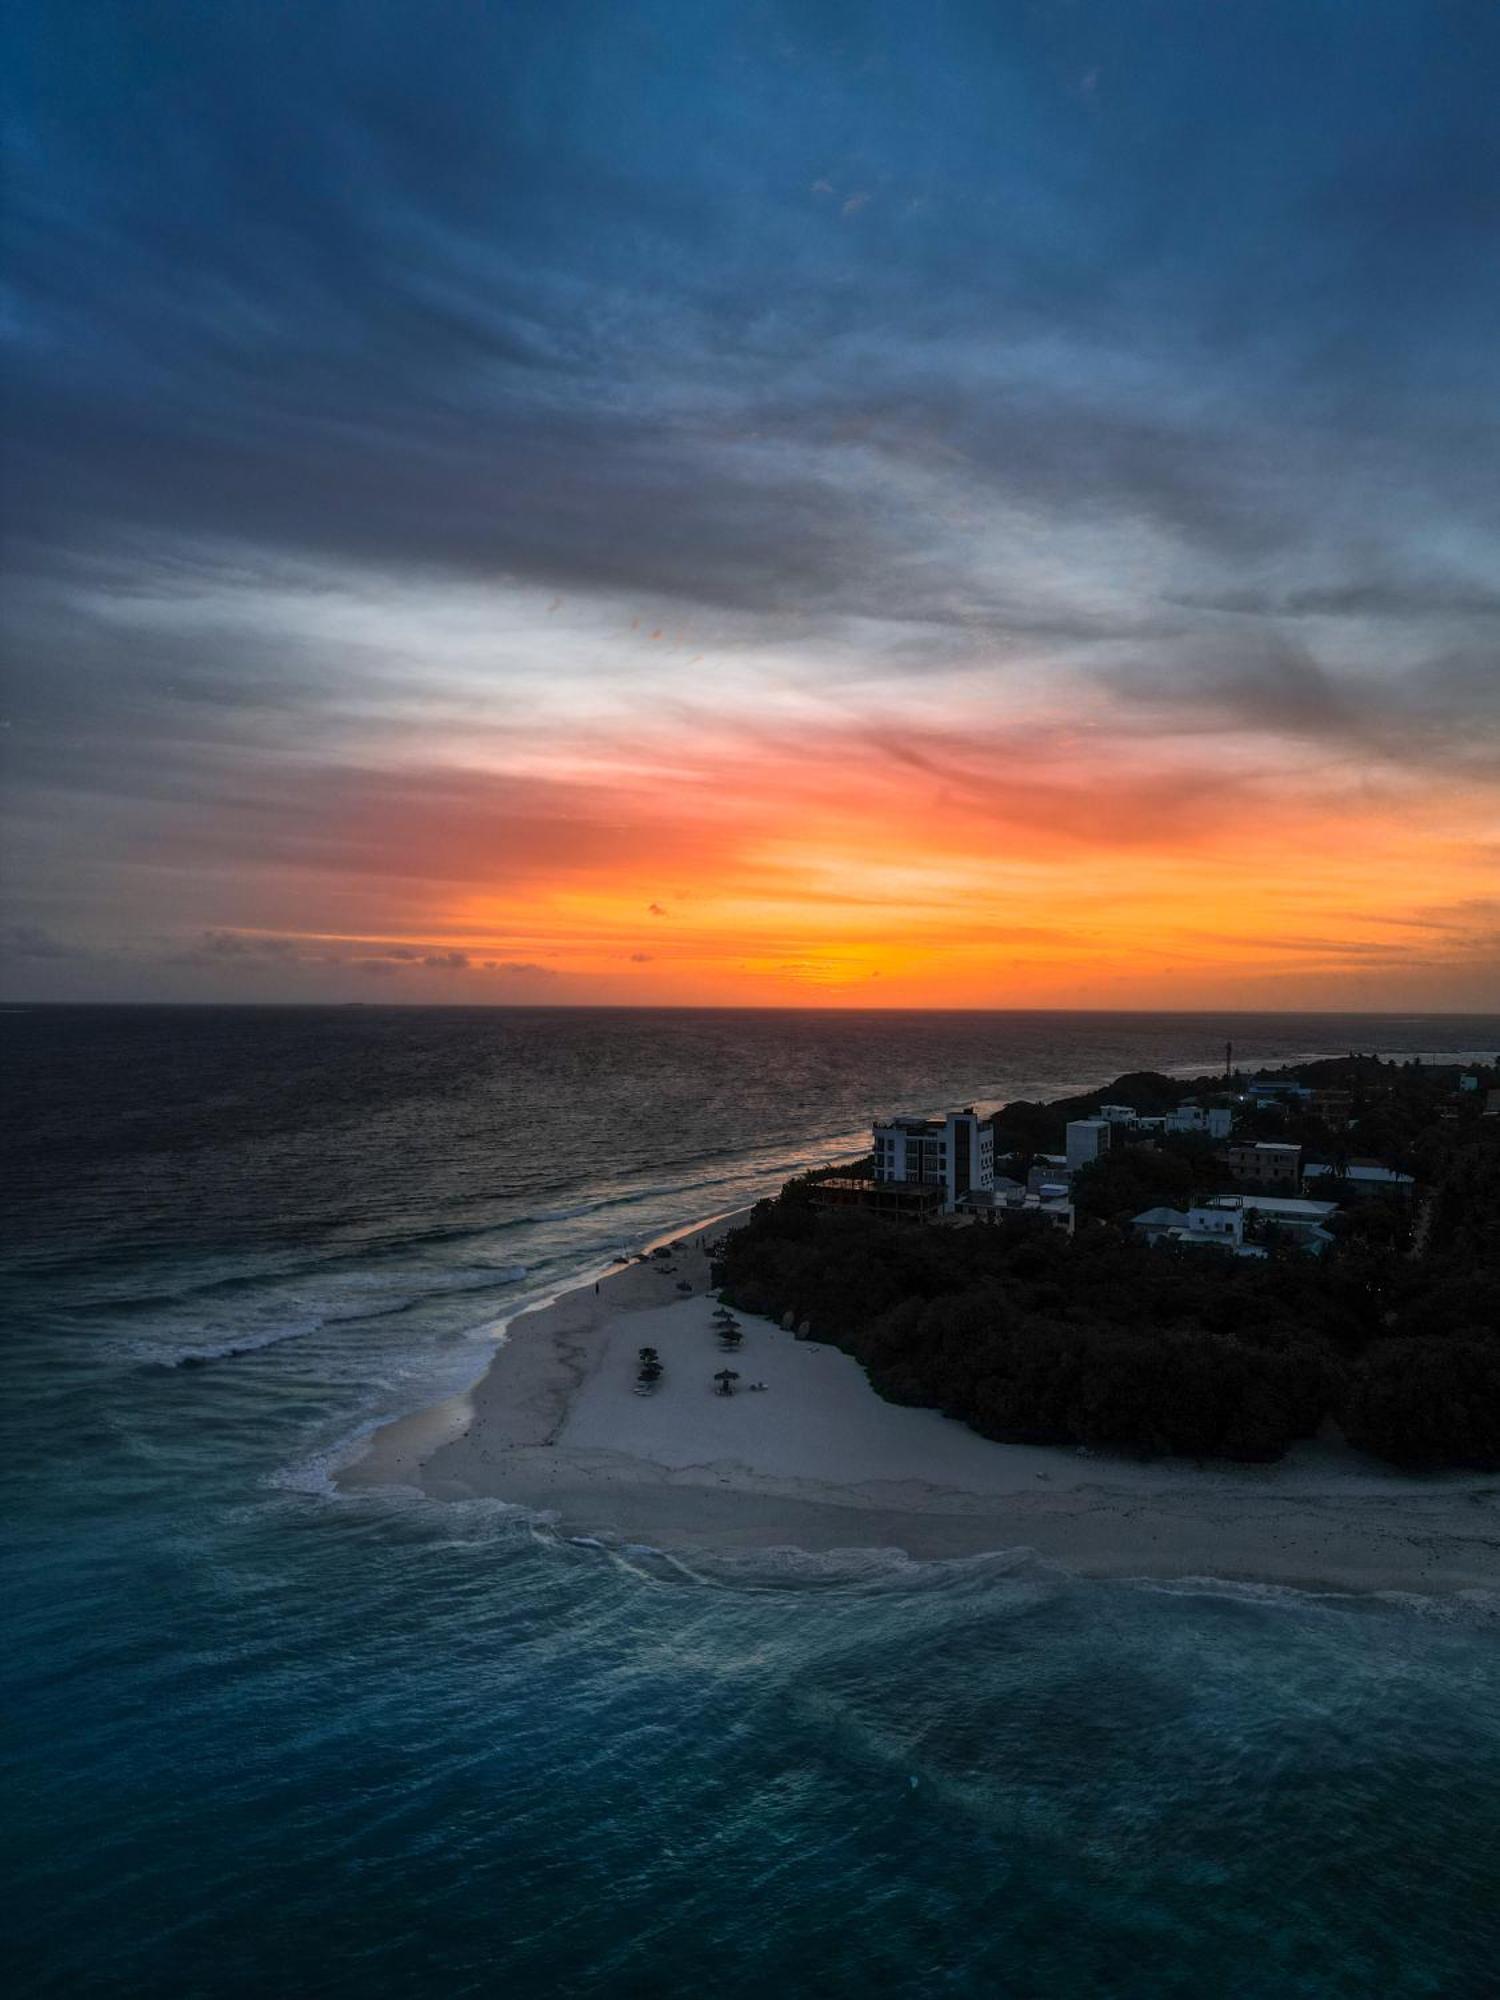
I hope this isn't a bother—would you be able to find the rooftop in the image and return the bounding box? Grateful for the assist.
[874,1108,979,1134]
[1205,1195,1337,1219]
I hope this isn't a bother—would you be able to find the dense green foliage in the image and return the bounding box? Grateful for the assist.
[717,1059,1500,1470]
[1069,1146,1196,1222]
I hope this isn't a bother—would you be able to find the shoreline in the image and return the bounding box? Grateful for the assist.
[336,1211,1500,1596]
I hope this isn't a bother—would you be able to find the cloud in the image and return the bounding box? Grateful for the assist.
[162,931,550,978]
[7,0,1495,656]
[1100,631,1500,777]
[4,1,1500,1006]
[198,929,301,960]
[0,923,84,960]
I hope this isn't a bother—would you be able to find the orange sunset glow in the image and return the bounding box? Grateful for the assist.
[4,1,1498,1009]
[128,686,1494,1009]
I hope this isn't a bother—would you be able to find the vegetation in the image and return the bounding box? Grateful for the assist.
[716,1057,1500,1470]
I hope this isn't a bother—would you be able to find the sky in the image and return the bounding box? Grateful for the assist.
[3,0,1498,1009]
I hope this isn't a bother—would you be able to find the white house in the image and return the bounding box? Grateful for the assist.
[1201,1193,1338,1251]
[1134,1193,1338,1257]
[1165,1103,1233,1139]
[965,1186,1075,1234]
[1098,1101,1231,1138]
[1132,1203,1264,1258]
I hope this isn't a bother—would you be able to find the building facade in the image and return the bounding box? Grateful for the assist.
[1224,1141,1302,1190]
[1246,1079,1311,1110]
[1097,1101,1232,1139]
[872,1109,994,1213]
[1064,1119,1112,1173]
[1301,1162,1415,1199]
[1134,1194,1337,1258]
[1164,1103,1234,1138]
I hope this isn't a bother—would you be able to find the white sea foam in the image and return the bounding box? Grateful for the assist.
[270,1417,391,1497]
[126,1316,325,1368]
[1121,1573,1500,1624]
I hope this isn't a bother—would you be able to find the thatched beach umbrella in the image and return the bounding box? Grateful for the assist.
[713,1368,740,1396]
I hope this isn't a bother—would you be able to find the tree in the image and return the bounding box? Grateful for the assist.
[1343,1340,1500,1467]
[1070,1147,1194,1223]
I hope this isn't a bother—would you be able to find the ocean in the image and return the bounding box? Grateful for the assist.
[3,1006,1498,1997]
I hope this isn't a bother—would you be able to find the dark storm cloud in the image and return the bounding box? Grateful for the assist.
[6,0,1499,634]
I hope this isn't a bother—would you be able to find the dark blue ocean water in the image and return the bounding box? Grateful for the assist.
[3,1007,1499,1998]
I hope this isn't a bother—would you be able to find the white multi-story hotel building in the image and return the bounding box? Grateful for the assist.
[872,1110,994,1213]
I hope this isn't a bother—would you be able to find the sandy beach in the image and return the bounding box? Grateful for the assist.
[340,1216,1500,1594]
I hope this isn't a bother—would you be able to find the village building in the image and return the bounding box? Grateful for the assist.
[1223,1140,1302,1191]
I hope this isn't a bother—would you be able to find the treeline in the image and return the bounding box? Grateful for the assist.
[714,1118,1500,1470]
[990,1068,1186,1156]
[991,1052,1497,1173]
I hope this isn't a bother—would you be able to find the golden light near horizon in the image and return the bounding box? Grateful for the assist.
[243,706,1498,1009]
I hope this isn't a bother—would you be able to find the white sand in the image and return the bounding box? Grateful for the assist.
[339,1216,1500,1593]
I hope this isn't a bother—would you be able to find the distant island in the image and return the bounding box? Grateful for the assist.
[715,1054,1500,1470]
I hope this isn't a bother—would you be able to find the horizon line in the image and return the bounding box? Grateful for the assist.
[3,1000,1498,1021]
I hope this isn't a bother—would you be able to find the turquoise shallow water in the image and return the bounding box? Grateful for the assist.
[4,1008,1499,1996]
